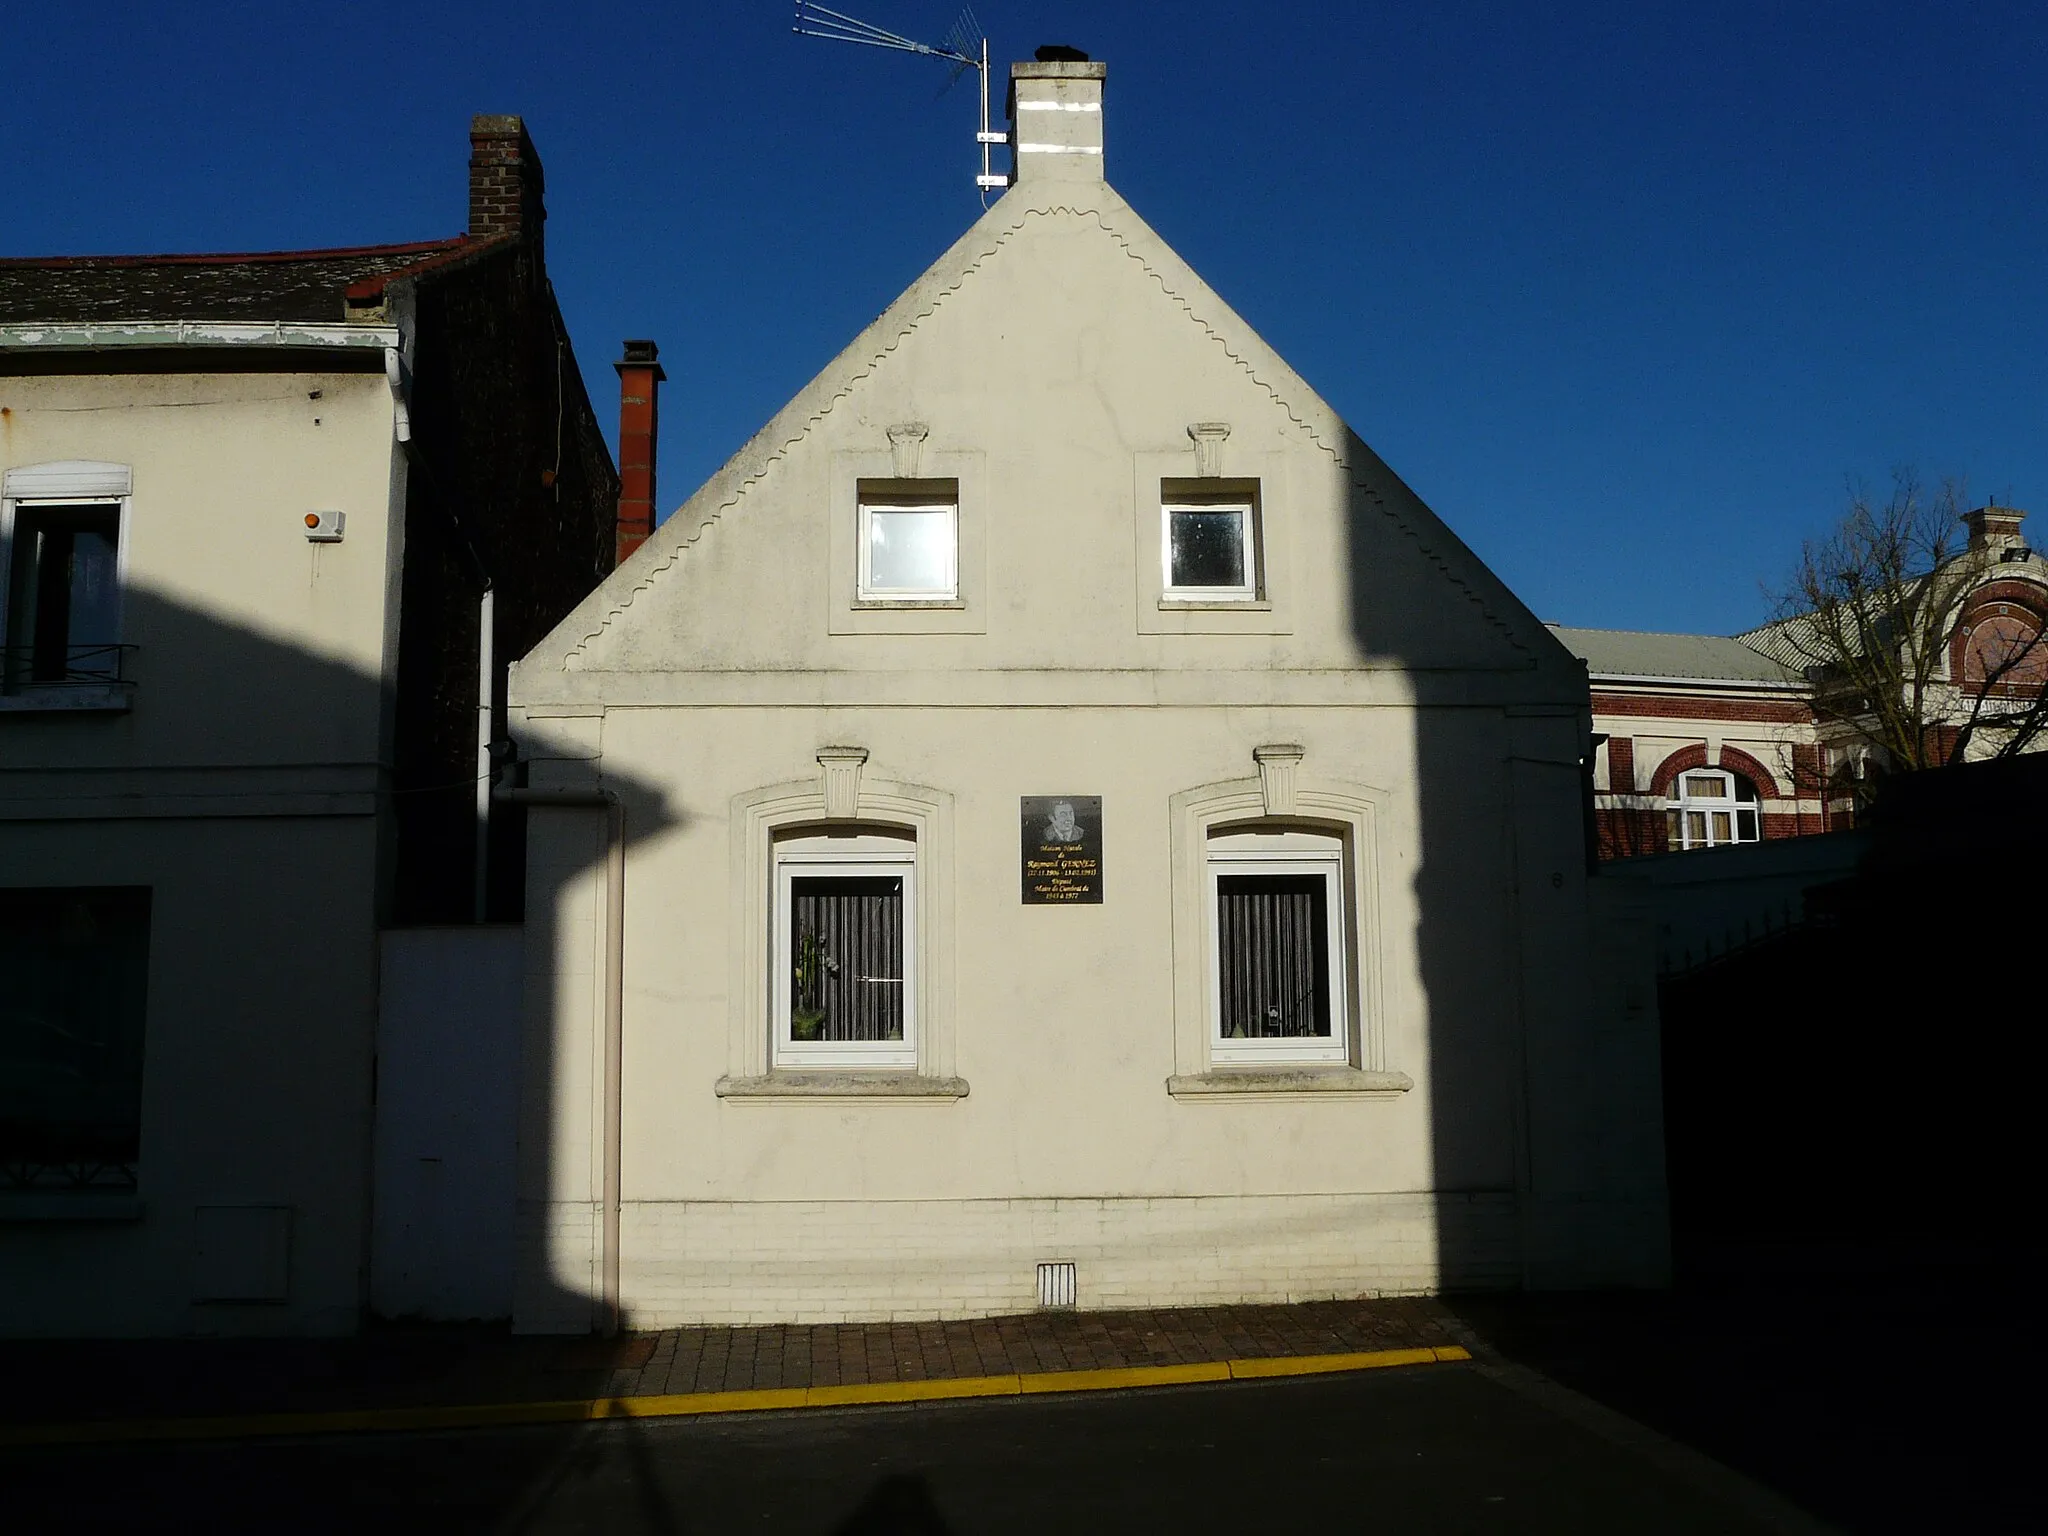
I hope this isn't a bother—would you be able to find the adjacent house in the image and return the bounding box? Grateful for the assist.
[508,59,1669,1333]
[1558,504,2047,861]
[0,116,617,1334]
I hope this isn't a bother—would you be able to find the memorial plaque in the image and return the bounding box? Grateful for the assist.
[1020,796,1103,904]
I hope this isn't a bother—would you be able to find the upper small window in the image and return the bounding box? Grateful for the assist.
[1162,491,1258,601]
[858,482,958,603]
[1668,770,1760,850]
[4,503,123,690]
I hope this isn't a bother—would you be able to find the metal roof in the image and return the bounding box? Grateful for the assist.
[1546,625,1802,685]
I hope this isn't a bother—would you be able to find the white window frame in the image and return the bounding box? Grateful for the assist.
[1206,830,1350,1065]
[856,497,959,603]
[771,833,918,1070]
[1161,498,1258,602]
[1670,769,1760,850]
[0,462,134,694]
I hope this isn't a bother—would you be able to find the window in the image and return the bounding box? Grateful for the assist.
[3,502,124,690]
[1667,770,1760,850]
[857,485,958,602]
[1162,494,1258,601]
[772,831,916,1068]
[0,887,151,1193]
[1207,830,1348,1064]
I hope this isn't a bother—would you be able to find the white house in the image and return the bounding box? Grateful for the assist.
[508,59,1668,1333]
[0,117,618,1336]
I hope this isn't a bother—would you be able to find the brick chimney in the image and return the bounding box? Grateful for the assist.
[1963,504,2028,557]
[614,340,664,566]
[1008,54,1105,186]
[469,115,546,244]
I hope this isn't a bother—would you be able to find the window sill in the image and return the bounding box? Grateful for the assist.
[851,598,967,611]
[0,1192,146,1222]
[1167,1067,1413,1100]
[1158,597,1271,611]
[0,685,134,713]
[715,1071,969,1103]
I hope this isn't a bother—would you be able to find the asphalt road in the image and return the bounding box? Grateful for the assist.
[11,1362,1816,1534]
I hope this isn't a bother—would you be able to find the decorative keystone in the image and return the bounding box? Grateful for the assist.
[817,746,869,819]
[886,423,930,479]
[1253,743,1305,817]
[1187,422,1231,478]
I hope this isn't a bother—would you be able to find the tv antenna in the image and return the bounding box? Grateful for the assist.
[793,3,1011,199]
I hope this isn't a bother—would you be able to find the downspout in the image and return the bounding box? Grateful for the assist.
[473,586,495,922]
[494,784,625,1337]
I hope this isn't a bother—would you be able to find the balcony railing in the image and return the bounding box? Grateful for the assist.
[1,642,138,694]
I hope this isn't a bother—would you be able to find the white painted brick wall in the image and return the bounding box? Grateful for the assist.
[518,1191,1526,1328]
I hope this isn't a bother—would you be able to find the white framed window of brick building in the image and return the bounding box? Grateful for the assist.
[1668,769,1760,850]
[771,830,917,1070]
[1,461,134,700]
[1206,829,1349,1065]
[1161,480,1260,603]
[856,480,958,604]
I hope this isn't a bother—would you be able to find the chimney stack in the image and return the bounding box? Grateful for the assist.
[468,115,546,244]
[1963,504,2028,556]
[614,340,664,566]
[1008,54,1105,185]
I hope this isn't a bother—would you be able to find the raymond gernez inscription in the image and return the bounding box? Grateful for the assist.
[1020,796,1103,904]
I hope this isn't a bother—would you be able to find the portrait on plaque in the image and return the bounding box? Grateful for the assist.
[1020,795,1103,904]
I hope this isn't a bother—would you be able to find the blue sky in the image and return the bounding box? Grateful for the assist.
[5,2,2042,634]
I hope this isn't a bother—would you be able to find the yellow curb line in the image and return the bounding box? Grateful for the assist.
[0,1344,1470,1448]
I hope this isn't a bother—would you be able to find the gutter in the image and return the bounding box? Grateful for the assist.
[1587,670,1806,692]
[494,785,625,1338]
[0,320,398,352]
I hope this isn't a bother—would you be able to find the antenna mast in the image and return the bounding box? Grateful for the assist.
[793,4,1011,197]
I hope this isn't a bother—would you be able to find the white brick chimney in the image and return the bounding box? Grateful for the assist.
[1008,58,1106,184]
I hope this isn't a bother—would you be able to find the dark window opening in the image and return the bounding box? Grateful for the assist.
[5,504,122,688]
[1216,874,1331,1039]
[790,875,904,1043]
[0,887,151,1191]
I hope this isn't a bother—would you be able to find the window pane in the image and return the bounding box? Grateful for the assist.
[1711,811,1732,842]
[1167,508,1247,590]
[1736,808,1759,841]
[1685,811,1707,843]
[865,508,954,595]
[0,887,150,1190]
[1215,874,1330,1038]
[790,876,904,1042]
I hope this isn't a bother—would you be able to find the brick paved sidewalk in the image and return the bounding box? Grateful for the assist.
[600,1297,1459,1398]
[0,1298,1463,1428]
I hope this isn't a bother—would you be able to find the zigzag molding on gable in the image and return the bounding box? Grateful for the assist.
[563,199,1533,667]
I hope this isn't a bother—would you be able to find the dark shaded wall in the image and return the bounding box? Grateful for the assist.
[390,245,619,924]
[1658,754,2042,1281]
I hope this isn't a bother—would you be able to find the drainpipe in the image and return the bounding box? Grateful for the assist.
[494,784,625,1337]
[473,586,496,923]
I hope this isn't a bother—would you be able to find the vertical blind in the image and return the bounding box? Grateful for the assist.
[789,875,905,1042]
[1216,874,1330,1038]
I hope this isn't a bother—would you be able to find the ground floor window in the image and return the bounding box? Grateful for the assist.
[1667,769,1761,850]
[0,887,151,1190]
[1207,830,1349,1065]
[773,831,916,1069]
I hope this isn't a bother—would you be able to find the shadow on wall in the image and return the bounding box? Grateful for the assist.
[1337,428,1669,1294]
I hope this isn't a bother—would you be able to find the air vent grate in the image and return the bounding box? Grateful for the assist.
[1036,1260,1077,1309]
